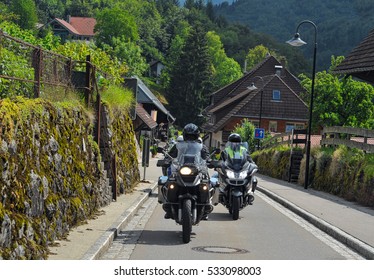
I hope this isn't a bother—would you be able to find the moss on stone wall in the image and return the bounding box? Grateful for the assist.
[109,107,140,193]
[0,96,140,259]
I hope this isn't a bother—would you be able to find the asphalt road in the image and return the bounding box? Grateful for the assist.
[100,162,362,260]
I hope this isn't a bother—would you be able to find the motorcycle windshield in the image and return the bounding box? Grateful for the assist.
[223,142,247,171]
[176,141,203,166]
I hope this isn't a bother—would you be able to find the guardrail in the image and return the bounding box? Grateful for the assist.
[321,126,374,153]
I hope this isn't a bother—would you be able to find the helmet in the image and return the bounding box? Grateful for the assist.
[228,133,241,143]
[183,123,200,141]
[177,135,184,142]
[197,137,202,143]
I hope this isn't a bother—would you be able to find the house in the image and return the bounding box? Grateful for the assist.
[42,16,96,42]
[123,77,175,143]
[201,55,308,148]
[149,60,165,78]
[333,27,374,84]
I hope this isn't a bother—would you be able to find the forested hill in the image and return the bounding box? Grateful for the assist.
[214,0,374,71]
[179,0,234,5]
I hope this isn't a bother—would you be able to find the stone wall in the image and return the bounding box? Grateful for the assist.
[0,97,139,259]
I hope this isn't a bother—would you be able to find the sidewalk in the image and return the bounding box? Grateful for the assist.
[256,175,374,259]
[47,180,158,260]
[47,156,374,260]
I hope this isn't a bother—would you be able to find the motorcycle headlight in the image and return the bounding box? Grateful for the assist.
[226,170,235,179]
[180,167,193,175]
[238,171,248,179]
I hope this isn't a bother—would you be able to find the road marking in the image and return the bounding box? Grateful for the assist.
[256,191,364,260]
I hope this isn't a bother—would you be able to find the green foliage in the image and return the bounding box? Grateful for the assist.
[0,49,34,98]
[232,118,256,153]
[0,21,60,49]
[54,41,128,85]
[253,145,374,207]
[94,7,139,48]
[206,31,242,89]
[299,56,374,130]
[9,0,38,30]
[246,45,271,70]
[214,0,374,72]
[166,22,213,127]
[100,85,134,111]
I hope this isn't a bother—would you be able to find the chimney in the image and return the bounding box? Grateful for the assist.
[67,15,71,23]
[275,65,283,76]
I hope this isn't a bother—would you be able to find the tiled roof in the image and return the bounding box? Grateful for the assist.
[202,55,308,133]
[53,17,96,36]
[54,18,80,35]
[333,28,374,83]
[69,17,96,36]
[135,77,175,122]
[135,104,158,129]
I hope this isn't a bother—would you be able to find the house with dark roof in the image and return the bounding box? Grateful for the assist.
[201,55,308,148]
[333,28,374,84]
[42,16,96,42]
[124,77,175,142]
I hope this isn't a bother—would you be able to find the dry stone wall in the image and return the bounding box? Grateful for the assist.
[0,97,139,259]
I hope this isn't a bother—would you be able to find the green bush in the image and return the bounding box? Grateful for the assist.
[252,145,374,207]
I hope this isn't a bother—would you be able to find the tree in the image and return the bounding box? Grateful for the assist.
[166,22,213,127]
[232,119,256,153]
[9,0,38,30]
[94,7,139,48]
[206,31,242,89]
[300,56,374,130]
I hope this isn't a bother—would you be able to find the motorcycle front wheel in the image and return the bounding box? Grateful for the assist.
[182,199,192,243]
[232,196,240,220]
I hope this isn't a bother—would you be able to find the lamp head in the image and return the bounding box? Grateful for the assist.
[247,82,257,91]
[286,33,307,47]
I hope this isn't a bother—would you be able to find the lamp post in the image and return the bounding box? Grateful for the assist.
[286,20,317,189]
[248,75,264,149]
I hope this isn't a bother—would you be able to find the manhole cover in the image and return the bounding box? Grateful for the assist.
[192,246,249,254]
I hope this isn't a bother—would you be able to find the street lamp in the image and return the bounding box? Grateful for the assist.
[247,76,264,149]
[286,20,317,189]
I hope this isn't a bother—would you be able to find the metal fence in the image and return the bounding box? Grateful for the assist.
[0,30,75,99]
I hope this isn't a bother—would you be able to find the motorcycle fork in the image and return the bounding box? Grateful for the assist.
[178,198,197,224]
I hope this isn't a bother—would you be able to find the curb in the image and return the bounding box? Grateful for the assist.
[257,185,374,260]
[81,182,158,260]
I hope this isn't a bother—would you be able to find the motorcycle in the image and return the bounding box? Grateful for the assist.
[210,141,258,220]
[156,141,216,243]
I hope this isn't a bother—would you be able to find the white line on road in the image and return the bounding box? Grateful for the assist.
[256,191,364,260]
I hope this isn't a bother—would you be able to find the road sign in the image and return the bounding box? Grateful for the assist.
[254,128,265,139]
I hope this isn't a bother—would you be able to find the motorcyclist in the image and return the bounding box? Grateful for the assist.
[221,133,255,163]
[168,123,209,160]
[163,123,211,220]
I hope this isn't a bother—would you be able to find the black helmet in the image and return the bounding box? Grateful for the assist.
[183,123,200,141]
[228,133,241,143]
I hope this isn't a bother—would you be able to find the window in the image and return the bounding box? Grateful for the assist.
[286,122,305,132]
[269,121,277,132]
[251,120,260,128]
[272,90,281,101]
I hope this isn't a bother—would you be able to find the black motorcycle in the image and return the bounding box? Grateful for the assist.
[157,141,215,243]
[211,142,258,220]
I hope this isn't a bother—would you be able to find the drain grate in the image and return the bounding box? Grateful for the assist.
[192,246,249,254]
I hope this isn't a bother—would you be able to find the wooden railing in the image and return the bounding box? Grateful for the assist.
[261,129,307,150]
[321,126,374,153]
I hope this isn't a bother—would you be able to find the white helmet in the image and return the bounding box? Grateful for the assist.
[197,137,202,144]
[177,135,184,142]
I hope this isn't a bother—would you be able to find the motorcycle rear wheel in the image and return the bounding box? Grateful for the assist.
[232,196,240,220]
[182,199,192,243]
